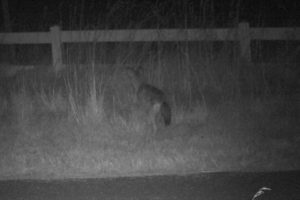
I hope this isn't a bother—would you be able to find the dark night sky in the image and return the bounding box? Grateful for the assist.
[1,0,299,31]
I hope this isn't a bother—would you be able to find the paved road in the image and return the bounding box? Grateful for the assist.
[0,171,299,200]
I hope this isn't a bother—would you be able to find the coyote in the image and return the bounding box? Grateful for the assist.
[126,68,171,132]
[137,83,171,132]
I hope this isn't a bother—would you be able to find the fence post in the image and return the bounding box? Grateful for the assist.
[50,26,63,72]
[238,22,251,63]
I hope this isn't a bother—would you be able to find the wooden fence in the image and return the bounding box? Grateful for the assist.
[0,22,299,72]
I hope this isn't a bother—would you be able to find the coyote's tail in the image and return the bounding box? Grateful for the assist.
[160,101,171,126]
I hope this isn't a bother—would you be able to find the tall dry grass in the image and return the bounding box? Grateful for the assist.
[0,0,298,179]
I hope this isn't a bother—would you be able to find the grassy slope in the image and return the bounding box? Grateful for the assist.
[0,64,298,180]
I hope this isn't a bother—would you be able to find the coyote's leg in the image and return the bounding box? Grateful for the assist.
[149,102,161,133]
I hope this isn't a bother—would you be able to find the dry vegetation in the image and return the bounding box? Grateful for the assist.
[0,0,299,179]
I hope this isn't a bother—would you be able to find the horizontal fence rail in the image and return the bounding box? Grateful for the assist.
[0,22,299,72]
